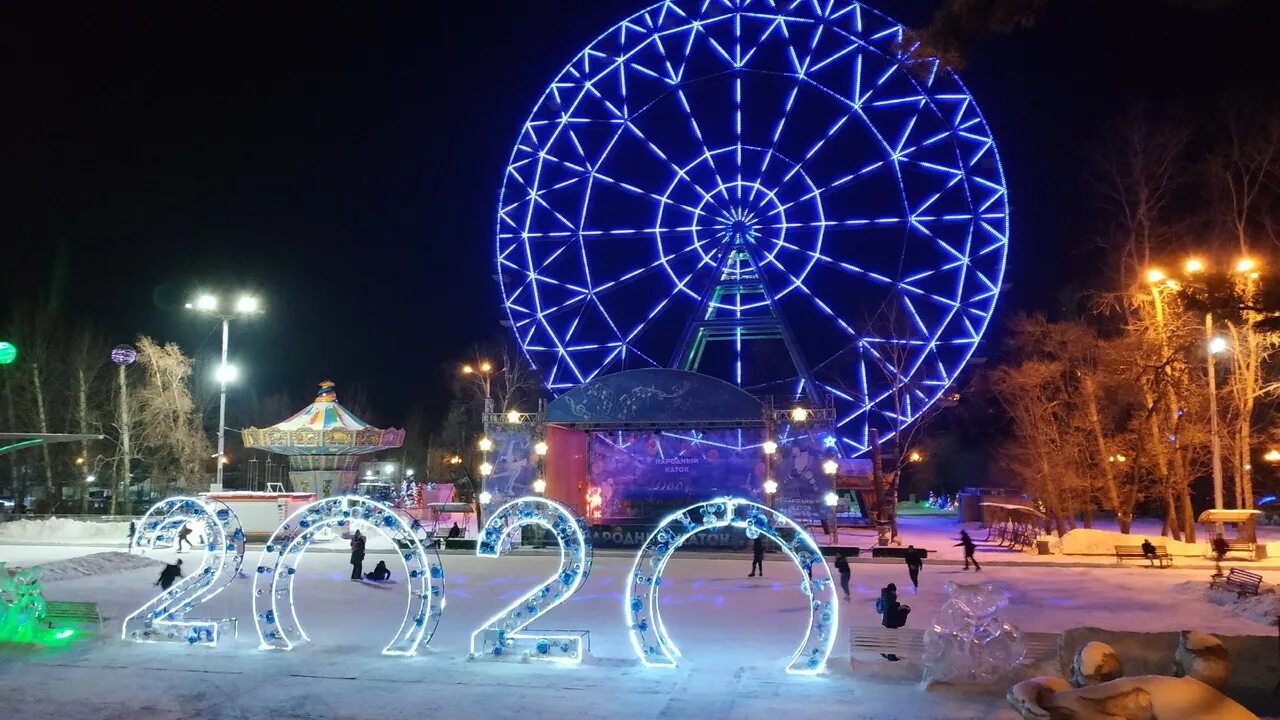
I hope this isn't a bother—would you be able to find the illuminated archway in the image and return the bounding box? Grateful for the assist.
[122,496,245,645]
[252,496,443,656]
[624,498,838,675]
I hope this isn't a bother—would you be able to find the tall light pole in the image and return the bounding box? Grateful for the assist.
[1207,328,1228,526]
[187,293,260,490]
[461,360,495,413]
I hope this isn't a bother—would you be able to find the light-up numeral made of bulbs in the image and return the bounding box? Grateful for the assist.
[122,497,246,646]
[470,497,592,663]
[625,498,838,675]
[251,496,444,656]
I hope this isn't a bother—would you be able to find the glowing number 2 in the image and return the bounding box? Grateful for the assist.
[122,497,246,646]
[471,497,592,663]
[625,498,838,675]
[252,496,444,656]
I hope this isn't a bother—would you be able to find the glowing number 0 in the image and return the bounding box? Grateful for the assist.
[625,498,838,675]
[471,497,592,663]
[252,496,444,656]
[123,496,246,645]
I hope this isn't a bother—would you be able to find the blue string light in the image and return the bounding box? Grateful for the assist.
[496,0,1009,453]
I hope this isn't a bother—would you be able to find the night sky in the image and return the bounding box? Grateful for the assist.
[5,1,1280,428]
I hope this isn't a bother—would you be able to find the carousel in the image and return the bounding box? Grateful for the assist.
[241,381,404,496]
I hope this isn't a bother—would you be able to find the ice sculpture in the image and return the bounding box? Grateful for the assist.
[923,581,1026,683]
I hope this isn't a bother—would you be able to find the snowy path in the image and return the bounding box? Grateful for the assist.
[1,542,1275,719]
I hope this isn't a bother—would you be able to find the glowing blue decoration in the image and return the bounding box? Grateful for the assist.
[470,497,593,663]
[496,0,1008,453]
[251,495,444,656]
[625,498,838,675]
[122,497,246,646]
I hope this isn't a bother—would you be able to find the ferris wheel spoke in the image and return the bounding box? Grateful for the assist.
[748,19,828,206]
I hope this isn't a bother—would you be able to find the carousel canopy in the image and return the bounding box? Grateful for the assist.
[242,380,404,456]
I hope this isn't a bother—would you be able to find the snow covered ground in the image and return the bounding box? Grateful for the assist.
[1,537,1277,719]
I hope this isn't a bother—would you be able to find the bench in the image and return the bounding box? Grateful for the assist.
[1210,568,1263,597]
[850,626,1058,665]
[1213,541,1258,559]
[43,601,102,628]
[1114,545,1172,567]
[869,547,928,559]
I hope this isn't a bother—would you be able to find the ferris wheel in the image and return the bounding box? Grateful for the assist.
[495,0,1009,455]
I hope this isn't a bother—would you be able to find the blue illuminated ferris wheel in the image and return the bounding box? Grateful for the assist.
[495,0,1009,455]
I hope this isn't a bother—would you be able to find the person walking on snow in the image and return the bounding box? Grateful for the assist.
[748,535,765,577]
[127,521,137,552]
[905,545,923,590]
[176,524,194,553]
[834,552,851,601]
[956,530,981,571]
[350,530,367,581]
[156,559,184,589]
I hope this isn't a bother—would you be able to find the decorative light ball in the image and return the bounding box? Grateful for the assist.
[479,491,493,505]
[822,459,839,475]
[0,341,17,365]
[110,344,137,366]
[478,437,494,452]
[823,492,839,507]
[534,441,548,456]
[532,478,547,494]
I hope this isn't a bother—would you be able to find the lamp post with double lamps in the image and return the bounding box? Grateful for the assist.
[186,293,261,489]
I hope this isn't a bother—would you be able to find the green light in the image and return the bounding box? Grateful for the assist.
[0,341,15,365]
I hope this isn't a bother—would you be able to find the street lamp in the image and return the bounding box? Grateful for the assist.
[188,291,262,490]
[1185,258,1205,274]
[461,361,496,413]
[1264,449,1280,463]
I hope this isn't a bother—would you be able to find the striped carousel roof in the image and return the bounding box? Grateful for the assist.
[241,381,404,456]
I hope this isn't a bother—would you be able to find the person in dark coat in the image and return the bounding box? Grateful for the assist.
[1210,534,1229,577]
[748,535,765,577]
[364,560,391,582]
[176,524,194,553]
[834,552,851,601]
[905,545,923,590]
[156,559,183,589]
[875,582,910,660]
[447,522,462,540]
[955,529,981,571]
[1141,538,1158,565]
[350,530,366,581]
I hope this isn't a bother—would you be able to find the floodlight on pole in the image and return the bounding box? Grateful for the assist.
[789,407,809,422]
[235,295,261,314]
[532,478,547,494]
[1236,258,1256,274]
[1185,258,1205,274]
[823,492,839,507]
[822,459,839,475]
[763,479,778,495]
[214,363,239,384]
[1209,337,1229,355]
[1145,268,1166,284]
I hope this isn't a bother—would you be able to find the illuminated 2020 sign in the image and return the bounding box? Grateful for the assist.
[123,495,837,674]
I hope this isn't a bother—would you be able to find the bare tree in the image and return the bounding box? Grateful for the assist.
[133,337,212,494]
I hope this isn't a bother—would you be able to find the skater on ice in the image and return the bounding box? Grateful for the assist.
[748,534,764,577]
[156,559,183,590]
[176,523,194,553]
[834,551,851,601]
[956,529,981,571]
[350,529,366,580]
[364,559,391,582]
[905,545,923,590]
[875,582,909,660]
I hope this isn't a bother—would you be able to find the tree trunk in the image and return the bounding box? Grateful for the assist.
[4,371,22,510]
[32,362,55,510]
[78,368,90,514]
[1080,372,1126,529]
[112,363,131,516]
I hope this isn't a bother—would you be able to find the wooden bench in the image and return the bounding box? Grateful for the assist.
[44,601,102,628]
[1210,568,1263,597]
[849,626,1059,665]
[1114,545,1172,567]
[1213,541,1258,558]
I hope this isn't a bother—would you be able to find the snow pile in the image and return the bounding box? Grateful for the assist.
[17,551,161,582]
[1008,675,1257,720]
[1050,528,1204,556]
[0,517,131,544]
[1175,580,1280,627]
